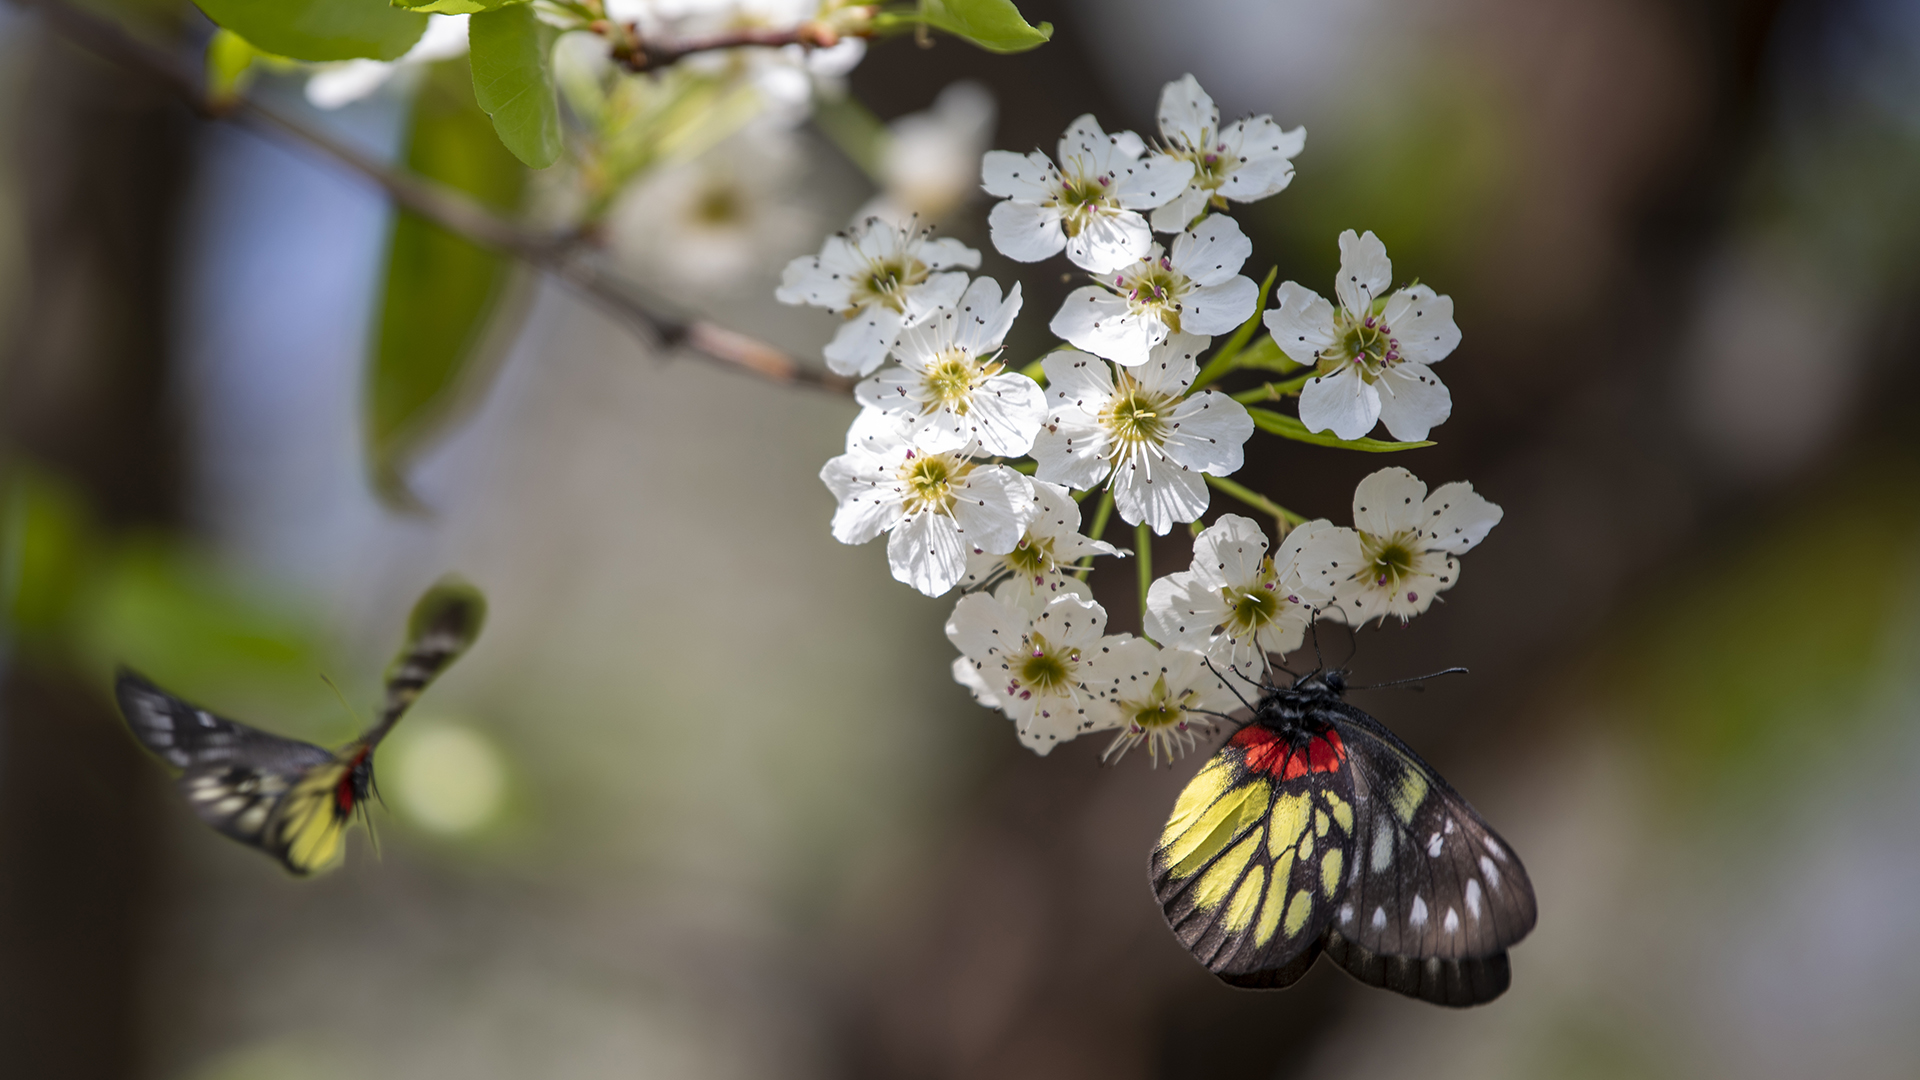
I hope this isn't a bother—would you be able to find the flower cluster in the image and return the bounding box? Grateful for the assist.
[787,75,1502,760]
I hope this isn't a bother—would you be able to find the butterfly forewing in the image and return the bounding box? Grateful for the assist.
[1326,703,1536,963]
[1152,679,1536,1007]
[117,670,351,873]
[1153,723,1359,988]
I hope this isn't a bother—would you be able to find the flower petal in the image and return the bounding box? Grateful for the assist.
[889,509,970,596]
[1065,209,1152,273]
[1380,285,1460,365]
[981,149,1058,200]
[988,199,1065,263]
[1170,214,1252,287]
[820,450,902,545]
[1419,481,1502,554]
[1113,153,1196,211]
[1375,362,1451,441]
[823,304,906,376]
[1335,229,1393,316]
[1157,74,1217,149]
[1149,185,1210,235]
[1191,514,1269,590]
[1161,391,1254,476]
[1180,277,1259,335]
[1112,455,1209,535]
[1263,282,1338,364]
[1144,569,1227,651]
[1217,117,1305,201]
[1298,366,1380,440]
[1351,467,1428,537]
[1051,287,1162,366]
[954,277,1020,356]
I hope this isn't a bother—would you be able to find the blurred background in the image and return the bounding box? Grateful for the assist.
[2,0,1918,1077]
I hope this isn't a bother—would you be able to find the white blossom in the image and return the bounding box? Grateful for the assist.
[621,0,869,126]
[1095,639,1244,765]
[946,590,1128,755]
[1030,336,1254,535]
[960,479,1123,604]
[1145,514,1329,670]
[1264,230,1461,441]
[778,216,980,377]
[855,277,1043,455]
[981,114,1194,273]
[819,426,1033,597]
[305,15,469,110]
[606,128,814,289]
[1049,214,1257,366]
[1150,74,1305,233]
[1293,467,1501,624]
[859,81,996,224]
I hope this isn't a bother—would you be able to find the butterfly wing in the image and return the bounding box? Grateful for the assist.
[1151,723,1360,988]
[1319,701,1537,1006]
[361,577,487,748]
[116,669,351,874]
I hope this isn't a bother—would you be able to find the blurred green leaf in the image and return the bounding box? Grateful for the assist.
[1243,407,1433,452]
[1,467,95,640]
[394,0,525,12]
[909,0,1051,53]
[192,0,426,62]
[811,93,888,180]
[469,4,562,169]
[367,60,526,506]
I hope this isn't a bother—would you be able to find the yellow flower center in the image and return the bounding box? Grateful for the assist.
[897,452,968,516]
[1015,633,1077,693]
[1100,372,1173,450]
[853,256,930,313]
[1360,530,1421,587]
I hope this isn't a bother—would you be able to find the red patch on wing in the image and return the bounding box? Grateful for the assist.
[1232,726,1347,779]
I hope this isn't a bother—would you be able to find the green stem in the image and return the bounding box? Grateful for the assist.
[1231,372,1315,403]
[1206,475,1307,530]
[1075,489,1114,580]
[1135,520,1152,634]
[1190,265,1277,392]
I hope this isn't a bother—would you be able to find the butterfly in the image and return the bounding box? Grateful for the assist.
[113,579,486,876]
[1152,668,1536,1006]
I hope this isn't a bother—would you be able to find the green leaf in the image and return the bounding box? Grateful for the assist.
[1191,266,1277,391]
[367,61,526,506]
[192,0,425,62]
[469,4,562,169]
[1232,335,1299,374]
[1244,408,1433,452]
[1204,475,1306,528]
[393,0,528,13]
[915,0,1052,53]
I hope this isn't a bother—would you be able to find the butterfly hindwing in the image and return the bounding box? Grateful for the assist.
[1152,723,1358,988]
[1151,676,1536,1007]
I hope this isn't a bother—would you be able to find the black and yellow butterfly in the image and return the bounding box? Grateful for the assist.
[114,579,486,875]
[1153,669,1535,1006]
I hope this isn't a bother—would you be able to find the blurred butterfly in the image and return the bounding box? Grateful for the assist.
[114,579,486,876]
[1153,668,1536,1006]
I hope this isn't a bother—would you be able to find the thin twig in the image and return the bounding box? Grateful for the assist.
[608,20,860,74]
[16,0,854,397]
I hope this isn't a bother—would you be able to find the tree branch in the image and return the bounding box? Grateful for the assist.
[14,0,855,397]
[608,20,861,74]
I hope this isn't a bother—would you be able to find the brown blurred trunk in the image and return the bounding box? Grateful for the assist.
[0,22,190,1079]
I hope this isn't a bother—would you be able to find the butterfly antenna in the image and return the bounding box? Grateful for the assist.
[1201,656,1259,712]
[1348,666,1470,691]
[320,674,368,735]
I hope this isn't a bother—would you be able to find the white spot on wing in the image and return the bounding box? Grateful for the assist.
[1466,878,1483,919]
[1480,855,1502,890]
[1339,903,1354,924]
[236,805,267,834]
[1444,907,1460,934]
[1371,906,1387,930]
[1427,831,1443,857]
[1409,895,1428,928]
[1371,827,1393,871]
[1484,836,1506,861]
[213,796,246,815]
[197,710,216,728]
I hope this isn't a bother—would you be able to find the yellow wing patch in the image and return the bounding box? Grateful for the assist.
[1163,776,1271,879]
[270,762,351,875]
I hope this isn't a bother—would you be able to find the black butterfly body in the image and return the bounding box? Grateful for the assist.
[114,580,485,875]
[1152,671,1536,1007]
